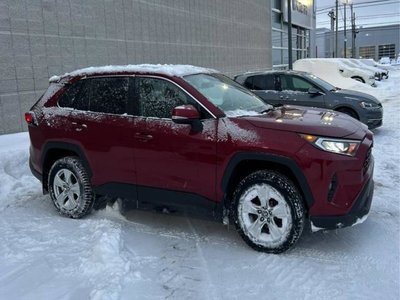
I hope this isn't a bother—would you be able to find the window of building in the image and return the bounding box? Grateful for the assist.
[378,44,395,59]
[359,46,375,59]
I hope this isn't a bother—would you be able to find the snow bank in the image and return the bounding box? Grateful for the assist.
[51,64,218,81]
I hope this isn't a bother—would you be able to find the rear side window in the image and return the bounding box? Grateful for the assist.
[58,81,84,108]
[136,77,194,119]
[58,80,89,111]
[247,75,276,91]
[243,77,254,89]
[89,77,129,114]
[58,77,130,115]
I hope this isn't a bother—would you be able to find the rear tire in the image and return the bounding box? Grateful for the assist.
[48,157,95,218]
[230,170,305,254]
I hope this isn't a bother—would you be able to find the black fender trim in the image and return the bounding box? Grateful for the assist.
[221,152,314,208]
[41,141,93,178]
[29,158,42,182]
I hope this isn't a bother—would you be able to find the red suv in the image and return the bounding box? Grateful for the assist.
[26,64,374,253]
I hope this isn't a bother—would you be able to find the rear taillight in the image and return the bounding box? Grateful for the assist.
[25,111,38,126]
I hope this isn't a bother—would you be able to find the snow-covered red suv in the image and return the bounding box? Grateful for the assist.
[26,64,375,253]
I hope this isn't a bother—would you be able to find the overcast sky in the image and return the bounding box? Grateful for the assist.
[316,0,400,29]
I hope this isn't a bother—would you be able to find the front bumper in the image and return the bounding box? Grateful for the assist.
[310,174,374,230]
[361,107,383,129]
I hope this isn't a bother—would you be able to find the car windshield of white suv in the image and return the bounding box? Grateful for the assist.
[184,73,272,117]
[305,74,337,91]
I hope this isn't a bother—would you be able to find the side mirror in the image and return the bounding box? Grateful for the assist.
[308,87,323,95]
[172,105,203,132]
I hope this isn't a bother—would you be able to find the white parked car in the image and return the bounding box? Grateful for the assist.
[379,57,391,64]
[359,59,393,77]
[293,58,375,86]
[337,59,379,82]
[348,59,388,80]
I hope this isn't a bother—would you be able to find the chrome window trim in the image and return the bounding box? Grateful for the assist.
[56,74,217,119]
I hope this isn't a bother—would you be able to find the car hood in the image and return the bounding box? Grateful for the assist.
[244,106,367,139]
[334,89,381,105]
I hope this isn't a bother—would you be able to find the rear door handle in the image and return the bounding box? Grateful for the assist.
[72,122,87,131]
[134,133,153,141]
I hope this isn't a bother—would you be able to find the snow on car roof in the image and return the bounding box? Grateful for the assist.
[49,64,218,82]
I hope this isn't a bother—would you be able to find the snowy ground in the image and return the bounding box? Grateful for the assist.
[0,72,399,300]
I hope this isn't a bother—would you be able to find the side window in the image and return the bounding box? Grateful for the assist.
[291,76,315,92]
[243,77,254,89]
[252,75,267,90]
[136,77,194,119]
[280,75,290,91]
[251,75,275,91]
[89,77,129,115]
[58,80,89,111]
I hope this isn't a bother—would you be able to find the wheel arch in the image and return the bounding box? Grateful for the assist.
[350,76,365,83]
[334,105,360,120]
[41,142,92,192]
[221,153,314,211]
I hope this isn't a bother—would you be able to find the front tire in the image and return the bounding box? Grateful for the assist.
[231,170,305,253]
[48,157,95,218]
[336,107,359,120]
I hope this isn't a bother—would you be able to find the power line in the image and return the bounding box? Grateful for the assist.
[318,12,400,24]
[317,22,400,30]
[316,0,399,14]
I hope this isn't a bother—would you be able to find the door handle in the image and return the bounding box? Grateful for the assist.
[280,96,289,100]
[72,122,87,131]
[134,133,153,141]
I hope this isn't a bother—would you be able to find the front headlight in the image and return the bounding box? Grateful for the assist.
[300,134,360,156]
[360,101,379,109]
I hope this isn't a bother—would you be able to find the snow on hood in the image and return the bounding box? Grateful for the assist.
[49,64,218,82]
[245,105,367,139]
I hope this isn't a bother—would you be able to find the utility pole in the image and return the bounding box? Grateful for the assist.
[335,0,339,58]
[344,2,347,58]
[328,9,336,58]
[351,4,356,58]
[288,0,293,69]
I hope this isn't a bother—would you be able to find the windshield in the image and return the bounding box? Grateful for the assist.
[341,60,358,68]
[184,73,271,116]
[305,74,336,91]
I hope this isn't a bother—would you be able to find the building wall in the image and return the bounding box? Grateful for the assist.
[0,0,272,135]
[315,24,400,60]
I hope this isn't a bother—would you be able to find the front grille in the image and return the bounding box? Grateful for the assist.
[363,147,372,175]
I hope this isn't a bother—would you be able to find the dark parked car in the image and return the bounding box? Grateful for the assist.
[234,70,383,129]
[26,65,374,253]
